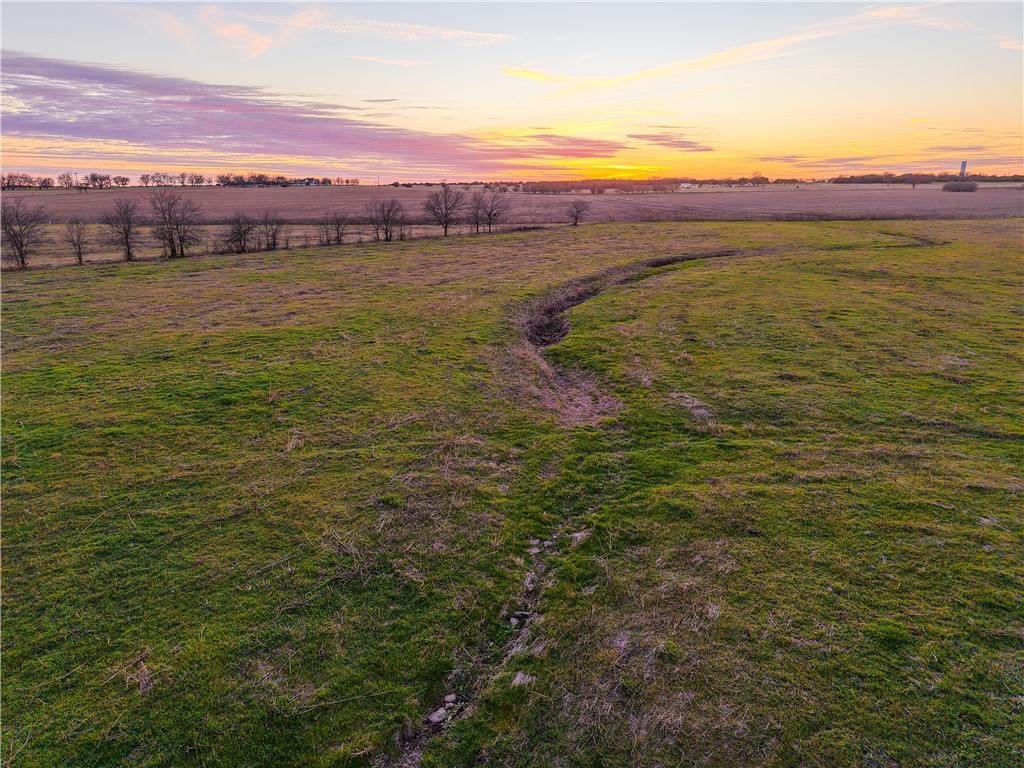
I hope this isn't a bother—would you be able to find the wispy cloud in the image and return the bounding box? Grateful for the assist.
[197,5,278,58]
[986,34,1023,51]
[350,55,426,68]
[864,4,973,32]
[627,132,714,153]
[245,9,512,46]
[506,4,1019,96]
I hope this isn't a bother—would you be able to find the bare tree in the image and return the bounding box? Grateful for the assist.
[1,199,47,269]
[483,189,511,233]
[62,218,89,265]
[224,210,256,253]
[149,188,204,258]
[58,172,75,189]
[85,172,112,189]
[317,211,349,245]
[423,183,465,236]
[256,209,287,251]
[566,199,591,226]
[363,198,405,242]
[112,175,130,188]
[101,199,144,261]
[468,189,486,234]
[331,212,349,244]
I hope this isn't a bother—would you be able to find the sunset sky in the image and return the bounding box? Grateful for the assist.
[2,1,1022,181]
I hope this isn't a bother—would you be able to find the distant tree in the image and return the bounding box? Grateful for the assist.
[1,172,34,189]
[224,210,256,253]
[329,212,349,244]
[751,171,768,186]
[113,175,130,188]
[139,173,152,187]
[37,177,55,189]
[149,188,203,258]
[467,189,486,234]
[61,218,89,265]
[1,199,47,269]
[363,198,405,242]
[482,189,511,233]
[256,209,287,251]
[566,199,591,226]
[101,199,144,261]
[317,211,349,245]
[58,172,76,189]
[423,183,465,236]
[85,172,113,189]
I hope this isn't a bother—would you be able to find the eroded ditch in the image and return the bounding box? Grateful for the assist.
[383,230,950,765]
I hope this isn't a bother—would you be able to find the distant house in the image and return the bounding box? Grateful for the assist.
[679,183,693,189]
[301,178,321,186]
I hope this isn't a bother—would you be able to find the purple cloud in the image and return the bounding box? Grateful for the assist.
[756,154,811,163]
[0,52,624,177]
[626,132,714,152]
[925,145,992,153]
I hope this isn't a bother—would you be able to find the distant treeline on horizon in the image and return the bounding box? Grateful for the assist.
[2,170,1022,192]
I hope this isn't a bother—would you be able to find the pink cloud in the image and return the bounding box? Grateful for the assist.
[1,52,626,178]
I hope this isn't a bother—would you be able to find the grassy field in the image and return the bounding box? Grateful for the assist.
[2,219,1022,767]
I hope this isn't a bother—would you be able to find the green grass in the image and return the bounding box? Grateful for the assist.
[3,220,1021,767]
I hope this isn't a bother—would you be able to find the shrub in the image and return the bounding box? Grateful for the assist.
[942,181,978,192]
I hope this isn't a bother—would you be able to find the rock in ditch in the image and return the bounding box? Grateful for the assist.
[427,707,448,724]
[444,694,457,705]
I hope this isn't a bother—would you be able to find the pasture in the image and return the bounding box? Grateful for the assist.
[2,219,1022,767]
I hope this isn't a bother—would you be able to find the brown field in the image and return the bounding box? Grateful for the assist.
[4,182,1022,268]
[8,181,1024,223]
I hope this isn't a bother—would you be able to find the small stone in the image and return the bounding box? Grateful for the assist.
[543,540,552,547]
[427,707,448,724]
[510,617,520,627]
[513,610,532,619]
[528,538,540,545]
[444,694,457,704]
[527,546,540,555]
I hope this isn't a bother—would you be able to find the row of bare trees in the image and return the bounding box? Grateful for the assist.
[3,187,590,269]
[421,185,513,236]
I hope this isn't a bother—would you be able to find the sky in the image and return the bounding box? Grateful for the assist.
[2,1,1022,181]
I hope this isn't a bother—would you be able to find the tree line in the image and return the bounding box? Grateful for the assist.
[0,185,545,269]
[1,170,365,190]
[831,172,1023,186]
